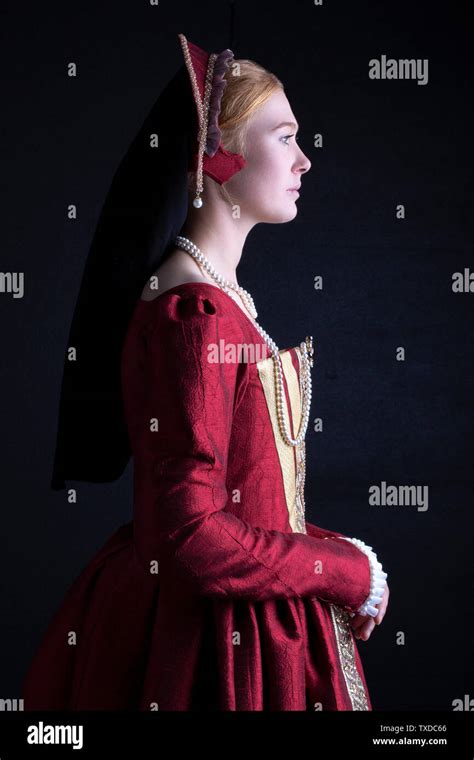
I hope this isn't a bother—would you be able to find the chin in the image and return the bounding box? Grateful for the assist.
[279,205,299,223]
[259,204,299,224]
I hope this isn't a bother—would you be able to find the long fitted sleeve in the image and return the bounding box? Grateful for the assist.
[305,522,347,541]
[143,290,371,611]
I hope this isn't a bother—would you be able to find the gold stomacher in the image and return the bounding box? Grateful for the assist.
[256,343,370,711]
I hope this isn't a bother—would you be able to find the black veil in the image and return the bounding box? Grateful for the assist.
[51,63,197,490]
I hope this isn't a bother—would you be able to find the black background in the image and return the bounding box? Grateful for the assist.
[1,0,473,711]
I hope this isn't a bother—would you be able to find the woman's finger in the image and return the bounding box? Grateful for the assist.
[356,616,376,641]
[351,583,390,634]
[350,613,368,630]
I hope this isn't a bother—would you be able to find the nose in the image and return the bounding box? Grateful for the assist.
[295,146,311,175]
[300,150,311,174]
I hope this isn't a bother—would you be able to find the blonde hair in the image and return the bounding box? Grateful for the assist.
[219,59,283,157]
[189,59,284,205]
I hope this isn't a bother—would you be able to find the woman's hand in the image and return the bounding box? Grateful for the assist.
[350,583,390,641]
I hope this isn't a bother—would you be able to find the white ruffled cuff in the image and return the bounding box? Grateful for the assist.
[340,537,388,617]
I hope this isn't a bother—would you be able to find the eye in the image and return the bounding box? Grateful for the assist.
[281,134,299,145]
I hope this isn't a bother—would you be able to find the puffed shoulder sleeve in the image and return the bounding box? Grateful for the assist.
[144,290,371,612]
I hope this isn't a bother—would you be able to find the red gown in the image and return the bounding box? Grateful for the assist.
[22,281,374,711]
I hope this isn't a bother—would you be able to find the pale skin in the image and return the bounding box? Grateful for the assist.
[141,88,390,640]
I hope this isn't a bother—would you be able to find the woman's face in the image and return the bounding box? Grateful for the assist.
[224,88,311,224]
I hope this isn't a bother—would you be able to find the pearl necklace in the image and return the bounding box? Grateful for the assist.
[175,235,258,318]
[173,235,314,447]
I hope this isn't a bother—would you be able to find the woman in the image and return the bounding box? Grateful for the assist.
[22,33,389,711]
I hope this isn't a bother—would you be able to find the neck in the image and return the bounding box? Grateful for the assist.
[179,200,255,286]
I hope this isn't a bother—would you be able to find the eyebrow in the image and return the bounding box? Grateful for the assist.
[272,121,299,132]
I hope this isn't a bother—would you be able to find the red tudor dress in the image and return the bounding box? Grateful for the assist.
[22,281,374,711]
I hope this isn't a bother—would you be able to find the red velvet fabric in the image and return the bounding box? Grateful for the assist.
[22,282,373,711]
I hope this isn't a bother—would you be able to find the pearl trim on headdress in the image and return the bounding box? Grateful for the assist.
[178,34,234,209]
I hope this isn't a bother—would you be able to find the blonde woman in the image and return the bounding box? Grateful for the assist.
[22,33,388,711]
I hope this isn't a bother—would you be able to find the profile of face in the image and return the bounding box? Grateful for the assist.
[223,88,312,224]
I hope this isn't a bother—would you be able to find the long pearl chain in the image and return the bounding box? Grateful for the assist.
[173,235,314,447]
